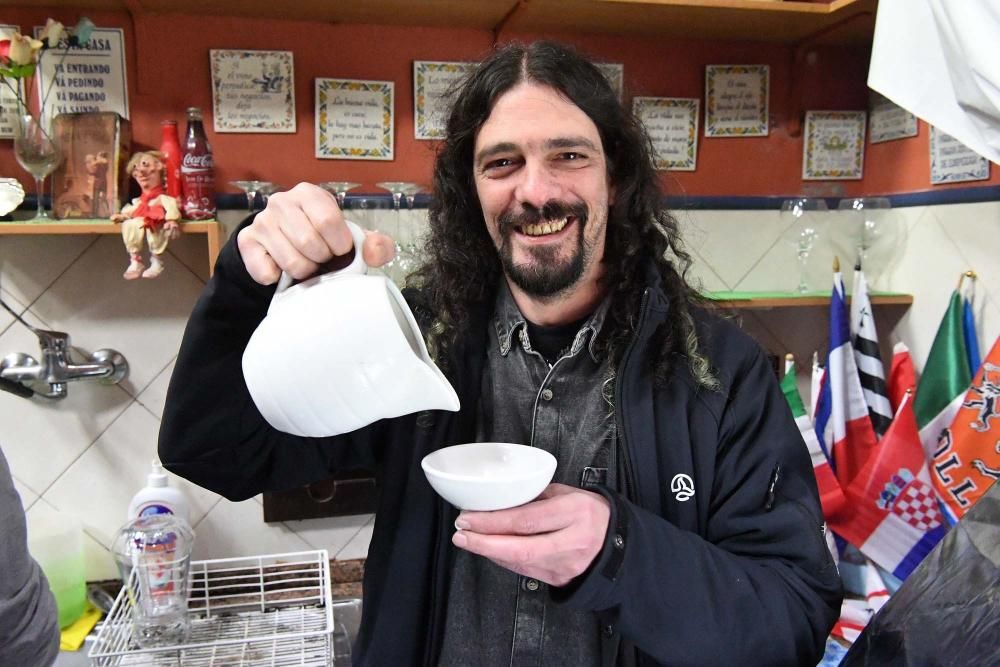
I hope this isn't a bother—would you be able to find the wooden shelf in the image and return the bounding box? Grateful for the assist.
[32,0,876,44]
[0,219,224,277]
[707,291,914,310]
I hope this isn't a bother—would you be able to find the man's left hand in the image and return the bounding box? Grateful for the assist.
[452,483,610,587]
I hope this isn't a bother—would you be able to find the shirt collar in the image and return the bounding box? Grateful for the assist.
[492,281,611,363]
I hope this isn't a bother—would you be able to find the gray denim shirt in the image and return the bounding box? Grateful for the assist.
[439,285,616,667]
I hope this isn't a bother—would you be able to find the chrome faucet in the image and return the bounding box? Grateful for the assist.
[0,327,129,400]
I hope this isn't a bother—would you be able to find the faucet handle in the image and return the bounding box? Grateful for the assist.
[35,329,70,351]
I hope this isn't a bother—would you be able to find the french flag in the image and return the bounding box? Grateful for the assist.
[814,268,879,488]
[836,391,948,580]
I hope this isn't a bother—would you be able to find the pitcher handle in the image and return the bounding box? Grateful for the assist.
[274,220,369,294]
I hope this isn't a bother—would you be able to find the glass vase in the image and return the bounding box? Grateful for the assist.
[13,114,63,222]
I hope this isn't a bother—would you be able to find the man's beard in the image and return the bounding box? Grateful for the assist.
[496,200,592,298]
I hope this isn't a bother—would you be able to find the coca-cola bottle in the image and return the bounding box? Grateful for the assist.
[180,107,216,220]
[159,120,182,199]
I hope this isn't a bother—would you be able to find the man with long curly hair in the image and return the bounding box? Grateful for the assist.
[160,41,841,665]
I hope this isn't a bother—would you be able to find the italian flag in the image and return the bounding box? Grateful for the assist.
[781,356,849,528]
[913,290,972,465]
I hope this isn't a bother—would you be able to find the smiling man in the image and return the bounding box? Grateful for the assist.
[160,41,842,666]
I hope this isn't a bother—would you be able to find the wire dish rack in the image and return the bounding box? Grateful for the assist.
[88,550,333,666]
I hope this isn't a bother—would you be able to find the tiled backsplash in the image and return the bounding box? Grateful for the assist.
[2,201,998,581]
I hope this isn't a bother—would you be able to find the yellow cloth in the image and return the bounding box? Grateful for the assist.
[59,601,101,651]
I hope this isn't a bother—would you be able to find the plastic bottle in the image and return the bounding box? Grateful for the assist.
[180,106,216,219]
[159,120,183,199]
[128,460,190,526]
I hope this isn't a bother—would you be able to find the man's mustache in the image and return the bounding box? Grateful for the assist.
[497,200,589,232]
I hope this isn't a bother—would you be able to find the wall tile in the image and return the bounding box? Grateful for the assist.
[190,498,312,562]
[43,401,220,555]
[0,235,95,308]
[11,473,39,511]
[0,323,132,492]
[136,358,175,420]
[335,516,374,560]
[283,513,374,556]
[29,236,207,394]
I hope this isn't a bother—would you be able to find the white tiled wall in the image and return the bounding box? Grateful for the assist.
[2,201,997,581]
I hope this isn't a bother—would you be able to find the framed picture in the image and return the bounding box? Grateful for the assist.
[633,97,699,171]
[596,63,624,100]
[413,60,474,140]
[34,26,129,129]
[802,110,866,180]
[704,64,768,137]
[0,25,19,138]
[930,126,990,184]
[315,78,394,160]
[868,91,917,144]
[210,49,295,133]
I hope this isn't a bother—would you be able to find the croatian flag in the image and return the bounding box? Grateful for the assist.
[815,268,879,488]
[837,391,948,580]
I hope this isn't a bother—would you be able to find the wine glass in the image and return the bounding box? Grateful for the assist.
[836,197,892,269]
[376,182,420,285]
[780,198,828,293]
[230,180,268,212]
[256,182,282,208]
[376,182,419,213]
[403,183,425,210]
[319,182,361,209]
[14,115,63,222]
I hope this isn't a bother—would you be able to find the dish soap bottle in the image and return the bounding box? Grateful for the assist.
[128,460,190,525]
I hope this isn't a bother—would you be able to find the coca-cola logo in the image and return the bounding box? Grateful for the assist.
[181,153,213,169]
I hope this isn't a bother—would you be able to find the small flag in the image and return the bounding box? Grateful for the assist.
[960,274,981,376]
[781,355,849,526]
[929,335,1000,522]
[914,289,972,463]
[810,350,823,421]
[815,263,879,487]
[887,342,917,415]
[837,391,948,580]
[850,264,892,437]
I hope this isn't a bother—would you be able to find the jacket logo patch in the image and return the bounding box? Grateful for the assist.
[670,473,695,502]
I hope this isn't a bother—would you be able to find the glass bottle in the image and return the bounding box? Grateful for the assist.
[159,120,183,199]
[180,107,216,220]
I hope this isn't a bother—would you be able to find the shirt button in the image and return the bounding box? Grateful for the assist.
[614,534,624,549]
[540,388,553,401]
[526,578,540,591]
[603,624,614,637]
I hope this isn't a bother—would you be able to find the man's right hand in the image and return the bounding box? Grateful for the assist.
[237,182,397,286]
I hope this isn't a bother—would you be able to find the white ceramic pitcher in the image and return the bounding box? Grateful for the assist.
[242,220,460,437]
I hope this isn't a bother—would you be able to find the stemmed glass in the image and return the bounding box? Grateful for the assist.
[376,182,420,285]
[780,198,828,294]
[836,197,891,269]
[230,180,268,212]
[376,182,419,213]
[14,115,63,222]
[319,182,361,209]
[403,183,424,210]
[256,183,282,208]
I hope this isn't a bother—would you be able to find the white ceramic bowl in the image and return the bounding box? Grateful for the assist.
[421,443,557,511]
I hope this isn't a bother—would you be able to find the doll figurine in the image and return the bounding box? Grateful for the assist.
[111,151,182,279]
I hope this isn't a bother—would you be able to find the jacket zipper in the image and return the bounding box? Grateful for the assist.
[614,288,650,500]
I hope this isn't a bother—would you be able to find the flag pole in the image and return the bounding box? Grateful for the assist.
[957,269,977,290]
[833,255,840,273]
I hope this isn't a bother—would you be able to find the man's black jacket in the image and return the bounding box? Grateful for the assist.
[159,233,842,666]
